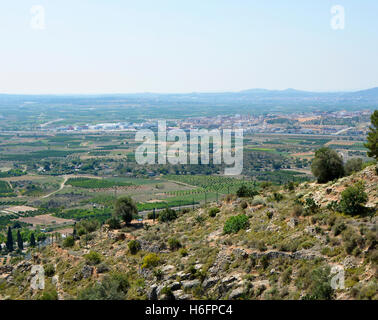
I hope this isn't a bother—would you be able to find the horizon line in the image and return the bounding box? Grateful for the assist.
[0,86,377,96]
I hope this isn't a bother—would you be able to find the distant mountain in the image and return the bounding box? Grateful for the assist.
[0,87,377,114]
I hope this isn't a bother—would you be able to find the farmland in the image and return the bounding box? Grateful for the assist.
[66,177,133,189]
[0,122,373,246]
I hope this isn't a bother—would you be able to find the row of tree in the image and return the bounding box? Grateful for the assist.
[1,226,36,253]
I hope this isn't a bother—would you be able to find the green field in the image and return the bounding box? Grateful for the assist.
[66,178,133,189]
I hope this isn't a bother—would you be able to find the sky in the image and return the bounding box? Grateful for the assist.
[0,0,377,94]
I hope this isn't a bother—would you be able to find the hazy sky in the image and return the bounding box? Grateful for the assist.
[0,0,377,94]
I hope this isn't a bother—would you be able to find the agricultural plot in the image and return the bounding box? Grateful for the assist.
[66,177,133,189]
[0,180,15,197]
[165,175,254,194]
[18,214,74,228]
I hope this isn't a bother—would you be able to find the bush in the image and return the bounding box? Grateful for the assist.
[84,251,102,265]
[142,253,160,269]
[333,220,346,236]
[224,214,249,234]
[345,158,363,175]
[240,200,248,209]
[78,273,129,300]
[147,211,159,220]
[292,205,303,217]
[44,264,55,277]
[303,266,334,300]
[236,185,258,198]
[63,236,75,248]
[158,208,177,222]
[208,207,220,217]
[311,147,345,183]
[76,220,100,235]
[167,238,181,251]
[251,196,266,206]
[339,181,368,215]
[179,248,188,257]
[273,192,284,202]
[128,240,141,254]
[107,217,121,229]
[342,228,364,255]
[285,181,295,191]
[304,197,319,215]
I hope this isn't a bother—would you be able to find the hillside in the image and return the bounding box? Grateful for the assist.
[0,166,377,300]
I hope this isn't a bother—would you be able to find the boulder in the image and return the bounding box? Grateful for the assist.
[182,279,200,290]
[148,285,158,300]
[229,287,244,299]
[202,276,219,289]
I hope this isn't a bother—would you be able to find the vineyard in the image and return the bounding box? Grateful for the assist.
[66,178,133,189]
[165,175,256,194]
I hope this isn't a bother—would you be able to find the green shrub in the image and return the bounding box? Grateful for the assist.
[273,192,284,202]
[63,236,75,248]
[128,240,141,255]
[179,248,188,257]
[304,197,319,215]
[345,158,363,175]
[142,253,160,269]
[208,207,220,217]
[84,251,102,265]
[223,214,249,234]
[147,211,159,220]
[236,185,258,198]
[158,208,177,222]
[78,273,129,300]
[302,266,334,300]
[339,181,368,215]
[44,264,55,277]
[107,217,121,229]
[167,238,181,251]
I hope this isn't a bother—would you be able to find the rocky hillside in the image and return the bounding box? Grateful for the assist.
[0,166,377,300]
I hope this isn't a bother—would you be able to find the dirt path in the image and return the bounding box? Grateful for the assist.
[41,176,68,199]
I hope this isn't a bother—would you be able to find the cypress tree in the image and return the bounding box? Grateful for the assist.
[6,226,13,252]
[365,110,378,159]
[30,233,36,247]
[17,230,23,251]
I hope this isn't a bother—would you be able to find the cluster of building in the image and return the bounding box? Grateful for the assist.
[53,110,372,138]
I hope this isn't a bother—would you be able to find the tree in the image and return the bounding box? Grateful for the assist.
[6,226,13,252]
[364,110,378,159]
[17,230,23,251]
[345,158,363,175]
[30,233,36,247]
[311,147,345,183]
[114,196,138,224]
[339,181,368,215]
